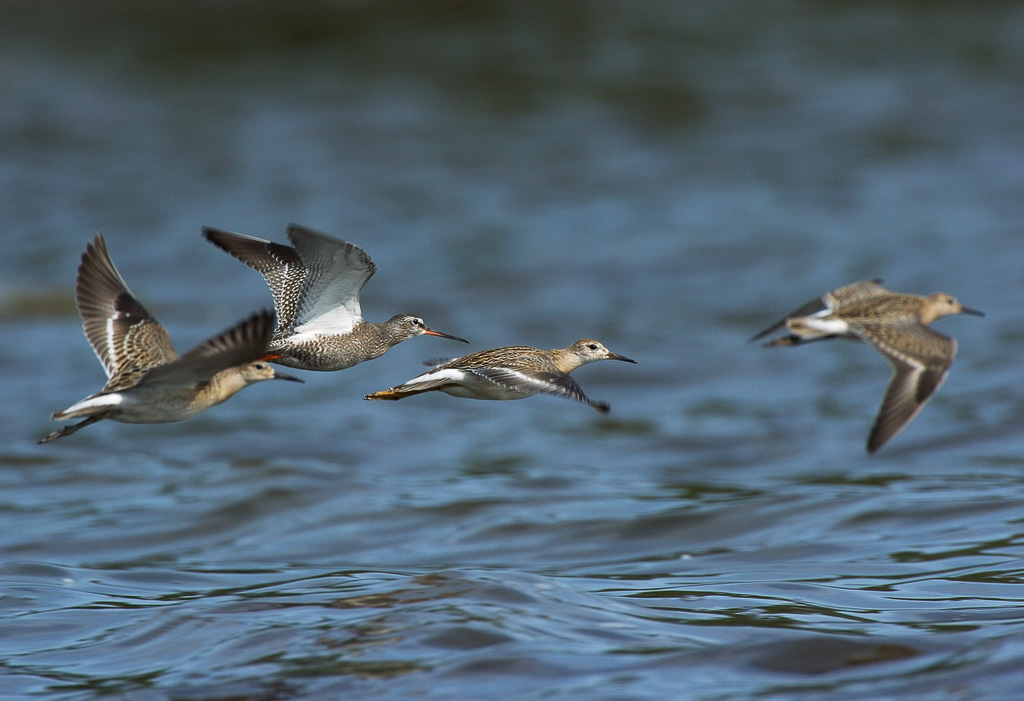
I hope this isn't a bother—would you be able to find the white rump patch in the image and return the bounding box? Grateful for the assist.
[403,368,466,388]
[801,317,849,335]
[78,393,123,410]
[62,393,124,417]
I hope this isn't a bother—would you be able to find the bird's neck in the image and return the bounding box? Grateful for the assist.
[547,348,586,374]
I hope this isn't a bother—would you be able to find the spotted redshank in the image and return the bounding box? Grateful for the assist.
[202,224,467,371]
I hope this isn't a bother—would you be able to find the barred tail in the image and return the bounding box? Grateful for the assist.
[364,386,433,401]
[364,388,409,401]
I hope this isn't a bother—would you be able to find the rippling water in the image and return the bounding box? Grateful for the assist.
[3,1,1024,698]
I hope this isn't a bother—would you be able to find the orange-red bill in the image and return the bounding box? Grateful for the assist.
[423,328,469,343]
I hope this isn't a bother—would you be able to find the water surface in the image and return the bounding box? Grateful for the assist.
[3,2,1024,698]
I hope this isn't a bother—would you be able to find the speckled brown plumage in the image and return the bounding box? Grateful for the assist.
[76,234,178,392]
[39,236,301,444]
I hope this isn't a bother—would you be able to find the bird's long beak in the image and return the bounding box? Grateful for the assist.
[608,352,638,364]
[272,370,304,383]
[424,327,470,343]
[961,305,985,317]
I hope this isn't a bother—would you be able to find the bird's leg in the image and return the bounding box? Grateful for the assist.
[763,335,835,348]
[38,413,110,444]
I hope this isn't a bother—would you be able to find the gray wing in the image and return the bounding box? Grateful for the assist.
[469,367,607,411]
[286,224,376,336]
[76,235,178,390]
[852,320,956,453]
[139,310,275,386]
[202,227,306,332]
[750,279,885,342]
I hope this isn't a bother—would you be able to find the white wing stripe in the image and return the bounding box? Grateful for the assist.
[103,317,118,377]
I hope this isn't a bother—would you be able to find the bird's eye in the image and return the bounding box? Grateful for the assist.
[588,343,598,351]
[254,363,266,370]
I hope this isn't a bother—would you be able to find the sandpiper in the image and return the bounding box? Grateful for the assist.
[752,279,983,453]
[39,235,302,444]
[364,339,637,413]
[202,224,468,371]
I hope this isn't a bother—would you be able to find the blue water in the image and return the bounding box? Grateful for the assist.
[3,2,1024,698]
